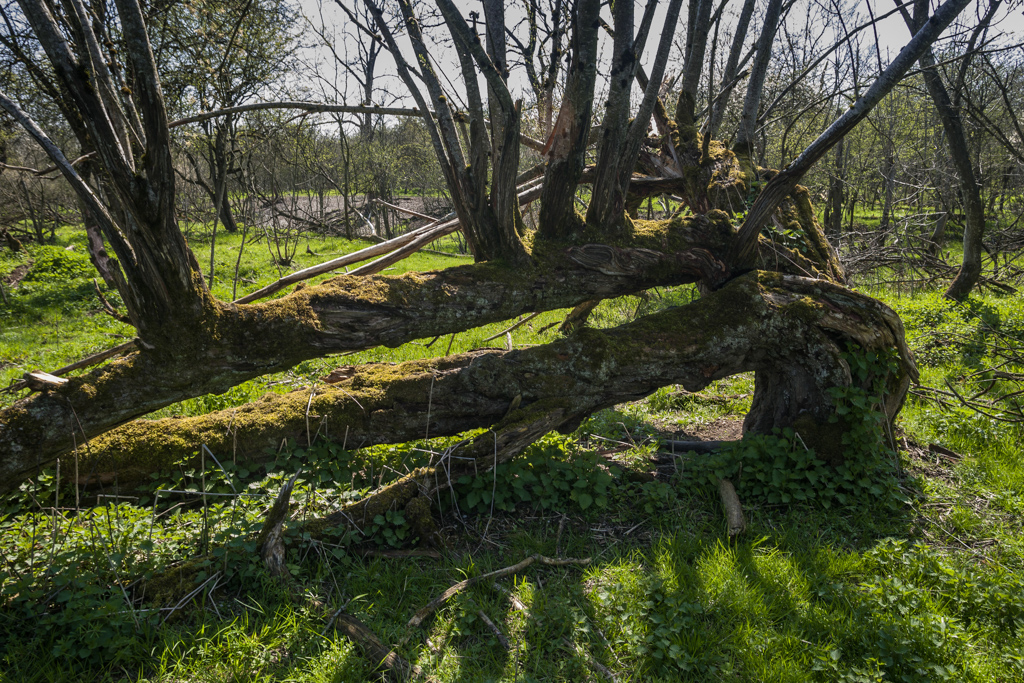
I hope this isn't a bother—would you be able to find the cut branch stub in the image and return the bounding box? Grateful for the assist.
[258,471,301,579]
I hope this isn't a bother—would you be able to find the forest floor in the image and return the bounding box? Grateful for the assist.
[2,226,1024,682]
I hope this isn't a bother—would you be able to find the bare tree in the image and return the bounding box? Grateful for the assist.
[900,0,1000,299]
[508,0,567,137]
[0,0,976,507]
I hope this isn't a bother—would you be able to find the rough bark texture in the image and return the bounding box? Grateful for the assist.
[1,195,867,495]
[63,271,914,492]
[2,0,971,504]
[537,0,601,236]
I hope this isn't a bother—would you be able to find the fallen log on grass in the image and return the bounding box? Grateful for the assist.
[64,271,915,496]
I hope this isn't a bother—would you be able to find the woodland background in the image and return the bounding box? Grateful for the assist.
[2,0,1024,680]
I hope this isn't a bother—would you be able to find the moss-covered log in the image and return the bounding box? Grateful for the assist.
[0,204,843,495]
[69,271,915,491]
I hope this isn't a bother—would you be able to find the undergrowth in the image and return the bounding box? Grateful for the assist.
[2,230,1024,681]
[682,349,910,510]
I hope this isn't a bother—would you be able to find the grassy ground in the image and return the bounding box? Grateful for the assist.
[2,226,1024,682]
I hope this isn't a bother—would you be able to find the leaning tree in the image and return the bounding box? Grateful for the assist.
[0,0,976,518]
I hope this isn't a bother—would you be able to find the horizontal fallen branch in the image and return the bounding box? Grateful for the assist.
[234,177,546,304]
[5,340,137,394]
[232,217,458,304]
[660,439,736,454]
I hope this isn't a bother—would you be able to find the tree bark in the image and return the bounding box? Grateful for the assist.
[733,0,784,163]
[2,0,972,505]
[0,223,725,490]
[66,271,916,492]
[537,0,601,236]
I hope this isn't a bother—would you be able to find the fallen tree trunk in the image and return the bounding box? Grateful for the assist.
[0,207,838,494]
[0,0,967,509]
[72,271,915,491]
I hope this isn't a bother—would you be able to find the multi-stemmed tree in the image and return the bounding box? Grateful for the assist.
[0,0,976,513]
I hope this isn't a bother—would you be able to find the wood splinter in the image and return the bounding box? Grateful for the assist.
[22,370,69,391]
[718,478,746,537]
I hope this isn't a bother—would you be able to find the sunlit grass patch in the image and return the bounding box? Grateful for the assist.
[4,220,1024,681]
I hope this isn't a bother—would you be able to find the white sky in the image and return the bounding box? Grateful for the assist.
[293,0,1024,122]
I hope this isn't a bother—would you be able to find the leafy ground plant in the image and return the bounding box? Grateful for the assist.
[3,234,1024,682]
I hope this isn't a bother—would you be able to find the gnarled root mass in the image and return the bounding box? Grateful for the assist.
[72,271,916,502]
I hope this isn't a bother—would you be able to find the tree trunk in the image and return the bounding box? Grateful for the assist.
[0,0,972,504]
[708,0,756,141]
[923,62,986,299]
[826,135,845,238]
[903,1,986,299]
[0,199,875,495]
[733,0,784,163]
[66,271,916,491]
[879,140,896,233]
[928,212,949,255]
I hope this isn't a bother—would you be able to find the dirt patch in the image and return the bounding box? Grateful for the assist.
[3,263,30,288]
[653,417,744,443]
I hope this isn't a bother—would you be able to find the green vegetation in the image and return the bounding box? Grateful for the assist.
[3,229,1024,682]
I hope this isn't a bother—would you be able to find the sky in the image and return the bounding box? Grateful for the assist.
[293,0,1024,126]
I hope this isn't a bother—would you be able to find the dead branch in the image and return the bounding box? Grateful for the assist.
[403,554,591,635]
[357,548,442,560]
[232,217,458,304]
[718,478,745,536]
[331,612,423,681]
[928,443,963,462]
[258,471,301,579]
[473,603,511,651]
[563,636,619,682]
[21,371,69,391]
[371,198,441,223]
[660,439,734,454]
[233,176,545,305]
[170,102,428,128]
[0,153,93,178]
[493,576,615,680]
[482,312,542,342]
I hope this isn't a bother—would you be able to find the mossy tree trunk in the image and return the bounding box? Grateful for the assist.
[71,271,916,492]
[0,0,971,499]
[0,214,844,493]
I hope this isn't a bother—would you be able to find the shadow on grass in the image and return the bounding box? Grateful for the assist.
[5,456,1021,682]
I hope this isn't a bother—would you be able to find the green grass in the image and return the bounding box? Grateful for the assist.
[3,223,1024,681]
[0,225,476,406]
